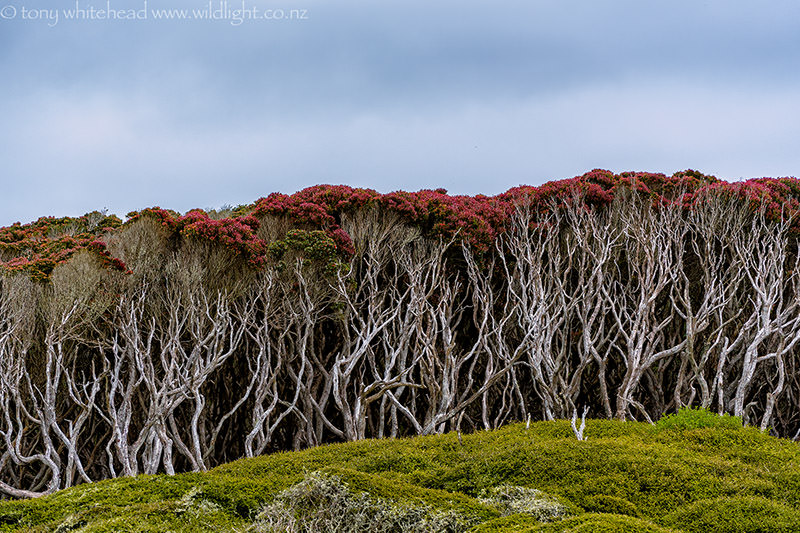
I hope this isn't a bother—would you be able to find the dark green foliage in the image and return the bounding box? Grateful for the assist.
[267,228,347,276]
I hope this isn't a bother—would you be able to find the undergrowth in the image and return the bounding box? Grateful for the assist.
[0,417,798,532]
[655,407,743,431]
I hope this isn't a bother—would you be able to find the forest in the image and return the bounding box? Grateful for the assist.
[2,168,800,498]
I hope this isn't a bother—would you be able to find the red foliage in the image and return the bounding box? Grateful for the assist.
[177,210,267,267]
[0,212,126,281]
[3,170,799,281]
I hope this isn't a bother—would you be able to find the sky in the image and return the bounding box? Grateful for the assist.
[1,0,799,226]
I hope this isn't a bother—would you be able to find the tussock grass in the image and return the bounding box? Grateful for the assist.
[1,412,799,532]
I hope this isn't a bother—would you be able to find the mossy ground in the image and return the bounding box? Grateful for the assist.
[1,415,799,532]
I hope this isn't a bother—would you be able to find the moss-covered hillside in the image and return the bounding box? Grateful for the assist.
[1,411,798,532]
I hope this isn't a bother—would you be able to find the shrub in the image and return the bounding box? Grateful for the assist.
[529,513,678,533]
[251,471,473,533]
[267,229,347,276]
[478,485,571,522]
[655,407,743,431]
[579,495,639,517]
[662,496,800,533]
[468,513,544,532]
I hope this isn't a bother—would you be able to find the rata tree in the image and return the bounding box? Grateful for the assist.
[7,170,800,498]
[0,251,121,497]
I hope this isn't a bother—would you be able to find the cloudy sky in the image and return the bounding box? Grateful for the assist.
[1,0,799,226]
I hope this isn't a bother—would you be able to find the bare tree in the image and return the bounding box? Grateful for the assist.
[604,194,687,421]
[727,209,800,427]
[239,270,304,457]
[565,202,622,419]
[8,186,800,499]
[0,276,59,498]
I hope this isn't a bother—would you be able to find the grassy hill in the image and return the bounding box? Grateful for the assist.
[0,409,798,532]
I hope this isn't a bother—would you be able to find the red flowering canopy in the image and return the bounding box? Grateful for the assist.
[4,169,799,281]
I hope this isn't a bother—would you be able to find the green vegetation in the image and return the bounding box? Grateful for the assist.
[1,413,799,532]
[655,407,743,431]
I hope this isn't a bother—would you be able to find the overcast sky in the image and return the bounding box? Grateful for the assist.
[1,0,799,226]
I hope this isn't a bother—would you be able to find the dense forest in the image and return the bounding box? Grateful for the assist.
[2,169,800,498]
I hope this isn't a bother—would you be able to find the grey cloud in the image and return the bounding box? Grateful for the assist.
[1,0,799,225]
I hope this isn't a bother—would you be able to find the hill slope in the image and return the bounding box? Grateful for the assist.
[1,412,798,532]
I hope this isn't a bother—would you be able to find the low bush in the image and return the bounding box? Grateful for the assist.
[477,485,571,522]
[528,513,678,532]
[662,496,800,533]
[578,495,639,517]
[2,420,800,531]
[469,514,544,532]
[251,471,473,533]
[655,408,743,431]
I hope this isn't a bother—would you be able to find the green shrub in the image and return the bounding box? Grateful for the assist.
[469,513,543,532]
[267,229,347,276]
[3,420,800,532]
[528,513,678,533]
[655,407,742,431]
[579,495,639,517]
[662,496,800,533]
